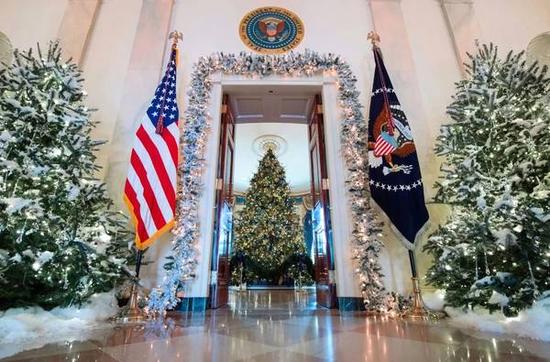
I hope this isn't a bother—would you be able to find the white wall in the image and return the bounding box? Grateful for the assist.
[81,0,143,179]
[1,0,549,299]
[474,0,550,52]
[0,0,68,50]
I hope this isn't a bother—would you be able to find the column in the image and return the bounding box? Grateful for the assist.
[57,0,101,65]
[440,0,481,70]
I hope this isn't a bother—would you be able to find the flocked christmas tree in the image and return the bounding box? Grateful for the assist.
[234,149,306,283]
[0,42,132,310]
[424,44,550,316]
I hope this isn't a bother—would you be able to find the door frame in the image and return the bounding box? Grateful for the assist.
[308,94,337,308]
[209,94,235,308]
[189,73,360,304]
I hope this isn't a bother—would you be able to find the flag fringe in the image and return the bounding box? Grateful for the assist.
[123,194,174,250]
[370,199,430,250]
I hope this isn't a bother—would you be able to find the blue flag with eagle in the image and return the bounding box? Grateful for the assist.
[368,46,429,248]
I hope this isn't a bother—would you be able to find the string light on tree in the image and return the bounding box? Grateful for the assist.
[0,42,133,310]
[233,149,306,284]
[423,44,550,317]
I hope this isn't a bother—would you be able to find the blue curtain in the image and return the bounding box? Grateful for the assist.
[303,209,313,257]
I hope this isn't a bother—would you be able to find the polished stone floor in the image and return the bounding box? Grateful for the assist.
[2,289,550,361]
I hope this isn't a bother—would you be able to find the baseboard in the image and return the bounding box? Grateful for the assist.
[173,295,365,312]
[234,286,316,290]
[174,297,209,312]
[337,297,366,311]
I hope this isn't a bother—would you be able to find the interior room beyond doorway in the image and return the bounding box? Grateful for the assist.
[209,84,337,310]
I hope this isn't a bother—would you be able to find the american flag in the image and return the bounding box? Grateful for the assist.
[374,133,397,157]
[372,105,398,157]
[123,46,179,250]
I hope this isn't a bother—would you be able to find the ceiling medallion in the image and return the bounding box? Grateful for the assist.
[239,7,304,54]
[252,135,288,157]
[0,32,13,70]
[527,32,550,68]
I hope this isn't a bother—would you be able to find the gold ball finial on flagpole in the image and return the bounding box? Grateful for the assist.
[169,30,183,45]
[367,31,381,47]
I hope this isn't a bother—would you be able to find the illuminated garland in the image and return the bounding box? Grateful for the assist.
[148,50,386,313]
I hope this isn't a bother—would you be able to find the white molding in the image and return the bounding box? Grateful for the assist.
[220,73,326,86]
[188,80,223,297]
[321,74,361,297]
[439,0,473,4]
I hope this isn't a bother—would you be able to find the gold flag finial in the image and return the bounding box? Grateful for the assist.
[168,31,182,65]
[169,31,183,46]
[367,31,381,47]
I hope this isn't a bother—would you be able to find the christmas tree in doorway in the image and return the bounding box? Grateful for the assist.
[234,149,305,284]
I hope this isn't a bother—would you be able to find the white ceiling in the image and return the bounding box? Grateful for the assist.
[227,84,317,124]
[228,85,318,194]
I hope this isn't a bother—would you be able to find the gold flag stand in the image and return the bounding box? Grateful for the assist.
[405,250,429,320]
[406,276,429,320]
[115,251,147,323]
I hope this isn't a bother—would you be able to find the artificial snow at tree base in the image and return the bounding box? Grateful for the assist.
[0,293,117,359]
[422,290,550,342]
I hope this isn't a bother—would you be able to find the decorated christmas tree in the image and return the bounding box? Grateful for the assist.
[233,149,306,283]
[424,44,550,316]
[0,42,132,310]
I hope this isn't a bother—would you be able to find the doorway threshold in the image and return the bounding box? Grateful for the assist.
[230,286,316,291]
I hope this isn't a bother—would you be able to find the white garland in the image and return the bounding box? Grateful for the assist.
[148,50,386,313]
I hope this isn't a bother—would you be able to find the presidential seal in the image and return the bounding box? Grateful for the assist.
[239,7,304,54]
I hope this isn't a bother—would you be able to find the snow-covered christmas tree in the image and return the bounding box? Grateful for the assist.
[0,42,132,309]
[424,44,550,316]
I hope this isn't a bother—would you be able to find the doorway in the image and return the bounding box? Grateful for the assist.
[209,86,336,310]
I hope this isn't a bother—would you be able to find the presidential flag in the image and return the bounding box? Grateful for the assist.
[123,45,179,250]
[368,46,429,248]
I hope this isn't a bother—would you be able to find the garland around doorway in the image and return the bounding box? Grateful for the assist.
[148,50,386,313]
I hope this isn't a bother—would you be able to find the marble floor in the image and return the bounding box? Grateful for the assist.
[2,289,549,361]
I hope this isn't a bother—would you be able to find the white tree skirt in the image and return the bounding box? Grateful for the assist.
[0,292,118,358]
[423,290,550,341]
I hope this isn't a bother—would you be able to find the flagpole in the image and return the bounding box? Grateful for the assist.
[408,250,417,277]
[116,31,183,323]
[367,31,429,320]
[135,249,144,278]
